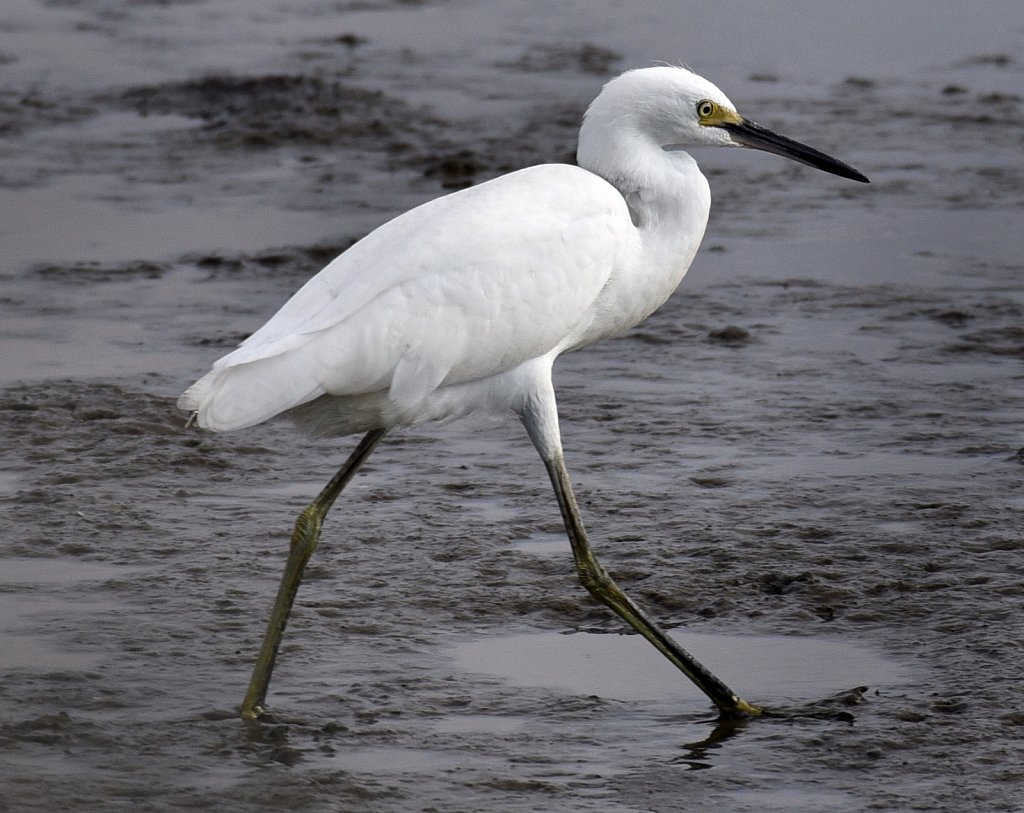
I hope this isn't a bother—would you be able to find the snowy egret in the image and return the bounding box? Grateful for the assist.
[179,66,868,721]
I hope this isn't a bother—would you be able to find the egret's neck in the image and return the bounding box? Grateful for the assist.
[578,124,711,276]
[569,124,712,341]
[580,122,708,226]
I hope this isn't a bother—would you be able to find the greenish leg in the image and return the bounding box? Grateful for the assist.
[241,428,387,720]
[542,452,761,719]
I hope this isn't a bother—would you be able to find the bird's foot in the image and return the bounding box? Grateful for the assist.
[241,702,268,721]
[754,685,869,722]
[719,697,764,719]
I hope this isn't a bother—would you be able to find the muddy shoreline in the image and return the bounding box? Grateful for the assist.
[2,1,1022,811]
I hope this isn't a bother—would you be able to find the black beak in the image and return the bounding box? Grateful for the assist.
[722,119,869,183]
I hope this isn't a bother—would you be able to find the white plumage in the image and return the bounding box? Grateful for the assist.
[180,165,639,433]
[178,68,725,437]
[179,66,867,720]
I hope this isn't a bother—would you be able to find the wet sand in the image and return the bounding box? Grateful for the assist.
[1,1,1022,811]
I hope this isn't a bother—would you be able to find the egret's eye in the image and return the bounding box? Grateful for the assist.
[696,100,716,119]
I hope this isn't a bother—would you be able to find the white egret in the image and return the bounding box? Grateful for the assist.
[179,66,868,720]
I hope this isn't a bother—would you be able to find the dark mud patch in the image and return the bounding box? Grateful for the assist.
[497,43,622,76]
[31,259,169,285]
[0,88,97,138]
[93,71,584,194]
[24,238,361,290]
[944,325,1024,359]
[706,325,753,345]
[417,99,584,188]
[110,74,438,152]
[953,53,1017,69]
[182,238,359,281]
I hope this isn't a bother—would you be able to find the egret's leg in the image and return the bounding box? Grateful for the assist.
[541,452,760,717]
[518,383,760,718]
[241,428,386,720]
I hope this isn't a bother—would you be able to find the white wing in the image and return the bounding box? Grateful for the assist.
[179,164,636,431]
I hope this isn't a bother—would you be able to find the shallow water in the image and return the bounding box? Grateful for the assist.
[1,1,1022,811]
[455,628,906,702]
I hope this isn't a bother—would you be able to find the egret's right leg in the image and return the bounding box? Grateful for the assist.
[241,428,386,720]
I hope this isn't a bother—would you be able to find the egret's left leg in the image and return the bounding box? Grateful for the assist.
[241,428,386,719]
[540,450,760,718]
[518,382,760,719]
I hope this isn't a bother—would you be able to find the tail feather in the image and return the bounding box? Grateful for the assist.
[178,355,325,432]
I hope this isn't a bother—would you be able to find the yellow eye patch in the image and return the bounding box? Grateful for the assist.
[696,99,743,127]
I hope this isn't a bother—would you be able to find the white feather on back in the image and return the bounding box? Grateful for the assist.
[179,164,635,432]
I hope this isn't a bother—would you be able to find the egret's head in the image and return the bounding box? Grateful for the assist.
[581,66,869,183]
[583,66,739,150]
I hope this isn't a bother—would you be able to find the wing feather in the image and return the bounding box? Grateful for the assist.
[179,164,635,431]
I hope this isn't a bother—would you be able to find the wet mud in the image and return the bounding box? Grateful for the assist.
[1,1,1022,811]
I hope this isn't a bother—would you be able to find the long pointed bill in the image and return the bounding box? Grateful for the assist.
[723,119,869,183]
